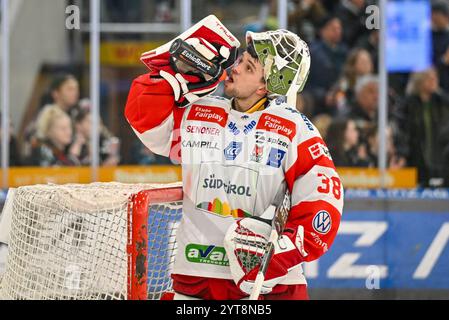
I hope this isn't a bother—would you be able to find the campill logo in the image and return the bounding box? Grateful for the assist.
[182,140,220,150]
[185,244,229,266]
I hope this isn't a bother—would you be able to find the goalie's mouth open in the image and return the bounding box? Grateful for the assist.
[225,74,234,84]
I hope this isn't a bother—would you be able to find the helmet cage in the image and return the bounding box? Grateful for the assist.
[246,30,311,101]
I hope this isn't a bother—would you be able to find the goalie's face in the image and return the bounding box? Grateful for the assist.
[224,51,267,106]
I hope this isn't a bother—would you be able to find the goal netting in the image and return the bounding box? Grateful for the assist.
[0,182,183,300]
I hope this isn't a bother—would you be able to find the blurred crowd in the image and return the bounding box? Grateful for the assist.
[3,0,449,188]
[6,74,121,167]
[290,0,449,187]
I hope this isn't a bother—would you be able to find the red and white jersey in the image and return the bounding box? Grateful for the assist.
[125,72,344,285]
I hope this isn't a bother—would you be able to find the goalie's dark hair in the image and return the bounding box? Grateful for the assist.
[246,41,259,61]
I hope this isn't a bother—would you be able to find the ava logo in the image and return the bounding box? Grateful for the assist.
[312,211,332,235]
[224,141,242,160]
[266,148,286,168]
[241,115,250,120]
[185,244,229,266]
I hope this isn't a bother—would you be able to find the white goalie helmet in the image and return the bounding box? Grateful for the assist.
[246,29,311,105]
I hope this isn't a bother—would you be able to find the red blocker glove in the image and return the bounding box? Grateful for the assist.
[224,217,306,296]
[140,15,240,107]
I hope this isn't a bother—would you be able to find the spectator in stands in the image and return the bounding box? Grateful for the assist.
[345,75,379,130]
[325,117,369,167]
[28,105,79,167]
[431,1,449,92]
[356,29,379,72]
[364,124,406,169]
[328,48,374,114]
[307,15,348,115]
[335,0,368,47]
[401,67,449,187]
[45,73,80,117]
[320,0,339,13]
[69,108,92,166]
[70,104,121,166]
[288,0,328,42]
[23,74,81,159]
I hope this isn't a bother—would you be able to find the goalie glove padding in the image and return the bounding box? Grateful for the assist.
[140,15,240,107]
[224,217,305,296]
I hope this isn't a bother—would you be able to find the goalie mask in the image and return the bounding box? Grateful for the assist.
[246,29,311,106]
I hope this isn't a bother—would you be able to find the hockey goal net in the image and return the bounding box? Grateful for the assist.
[0,182,183,300]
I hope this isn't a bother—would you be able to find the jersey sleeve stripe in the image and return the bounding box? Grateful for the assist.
[285,136,336,191]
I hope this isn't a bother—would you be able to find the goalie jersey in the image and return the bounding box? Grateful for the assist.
[125,72,344,285]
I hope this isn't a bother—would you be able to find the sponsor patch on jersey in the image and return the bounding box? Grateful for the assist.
[187,105,228,127]
[267,136,289,149]
[256,113,296,141]
[195,163,258,218]
[312,211,332,235]
[250,131,266,163]
[224,141,242,160]
[250,144,264,163]
[275,96,286,105]
[227,122,240,135]
[243,120,257,135]
[266,148,286,168]
[301,113,315,131]
[196,197,252,218]
[182,140,220,150]
[186,125,220,136]
[255,131,266,145]
[308,142,331,160]
[285,107,300,114]
[310,232,329,252]
[185,244,230,266]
